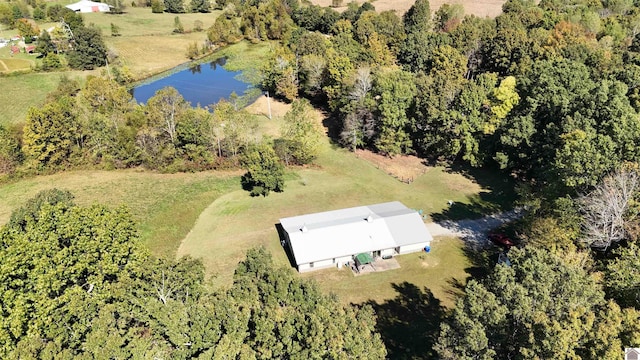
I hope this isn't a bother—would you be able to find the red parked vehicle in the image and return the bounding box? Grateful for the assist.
[489,233,514,249]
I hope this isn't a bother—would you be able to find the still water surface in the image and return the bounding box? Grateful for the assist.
[131,58,252,107]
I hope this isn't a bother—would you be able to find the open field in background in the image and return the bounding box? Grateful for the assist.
[0,70,90,125]
[311,0,507,18]
[0,170,239,257]
[84,8,220,36]
[83,8,221,78]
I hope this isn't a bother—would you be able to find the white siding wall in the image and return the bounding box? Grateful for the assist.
[381,248,396,257]
[298,258,341,272]
[335,255,352,267]
[298,263,311,272]
[297,244,430,272]
[398,242,430,254]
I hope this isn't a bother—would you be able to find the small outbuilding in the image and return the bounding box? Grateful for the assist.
[279,201,433,272]
[66,0,111,13]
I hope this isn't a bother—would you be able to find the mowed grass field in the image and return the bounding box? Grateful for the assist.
[0,100,513,306]
[0,71,90,125]
[83,8,221,78]
[175,144,488,306]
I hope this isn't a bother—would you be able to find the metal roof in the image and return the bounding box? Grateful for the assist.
[279,201,433,265]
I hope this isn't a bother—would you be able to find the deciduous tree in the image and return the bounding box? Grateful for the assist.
[278,99,322,165]
[240,142,285,196]
[67,26,107,70]
[22,97,82,169]
[436,246,640,359]
[579,167,640,250]
[372,68,416,156]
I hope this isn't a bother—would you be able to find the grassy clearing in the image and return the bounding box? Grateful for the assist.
[0,71,89,125]
[0,170,239,257]
[85,8,220,37]
[0,58,32,71]
[176,122,508,304]
[175,103,513,305]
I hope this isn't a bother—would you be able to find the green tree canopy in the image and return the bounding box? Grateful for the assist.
[22,96,82,169]
[278,99,322,165]
[0,191,146,356]
[227,247,387,358]
[436,246,640,359]
[67,26,108,70]
[241,142,285,196]
[163,0,184,13]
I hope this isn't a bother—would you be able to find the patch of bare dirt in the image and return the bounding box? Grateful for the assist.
[244,95,292,118]
[355,149,429,183]
[310,0,506,18]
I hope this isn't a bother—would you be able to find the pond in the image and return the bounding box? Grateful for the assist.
[130,57,254,108]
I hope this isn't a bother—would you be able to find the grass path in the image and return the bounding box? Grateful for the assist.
[0,60,8,72]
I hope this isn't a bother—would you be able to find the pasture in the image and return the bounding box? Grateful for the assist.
[84,7,221,78]
[0,169,239,258]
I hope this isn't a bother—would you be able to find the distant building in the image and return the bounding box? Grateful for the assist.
[66,0,111,13]
[279,201,433,272]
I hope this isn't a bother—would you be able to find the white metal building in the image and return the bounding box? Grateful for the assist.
[279,201,433,272]
[66,0,111,13]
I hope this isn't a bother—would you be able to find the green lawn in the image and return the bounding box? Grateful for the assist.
[0,71,89,125]
[84,8,222,78]
[84,8,220,37]
[0,58,32,72]
[302,237,469,308]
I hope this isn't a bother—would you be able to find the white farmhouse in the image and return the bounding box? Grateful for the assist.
[66,0,111,13]
[279,201,433,272]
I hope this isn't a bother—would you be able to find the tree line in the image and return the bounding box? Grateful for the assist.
[0,74,322,195]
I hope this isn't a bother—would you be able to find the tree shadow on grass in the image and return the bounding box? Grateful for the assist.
[431,163,518,221]
[461,241,500,280]
[363,282,445,360]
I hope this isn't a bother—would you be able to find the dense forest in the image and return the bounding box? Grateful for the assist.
[3,0,640,357]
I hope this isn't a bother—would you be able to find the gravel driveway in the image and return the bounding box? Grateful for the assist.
[426,208,525,247]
